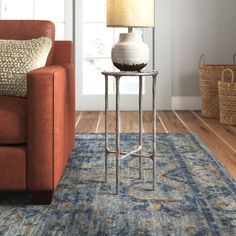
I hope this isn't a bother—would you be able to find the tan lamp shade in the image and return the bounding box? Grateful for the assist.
[107,0,154,28]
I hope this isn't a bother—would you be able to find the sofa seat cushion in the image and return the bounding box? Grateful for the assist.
[0,96,26,144]
[0,145,26,190]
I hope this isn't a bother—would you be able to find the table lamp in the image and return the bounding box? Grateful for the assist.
[107,0,154,71]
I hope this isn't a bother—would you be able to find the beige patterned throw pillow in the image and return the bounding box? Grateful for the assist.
[0,37,52,97]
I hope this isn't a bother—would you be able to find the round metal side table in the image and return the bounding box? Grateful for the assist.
[101,70,159,194]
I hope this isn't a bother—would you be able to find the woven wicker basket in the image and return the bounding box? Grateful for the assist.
[218,68,236,125]
[199,54,236,118]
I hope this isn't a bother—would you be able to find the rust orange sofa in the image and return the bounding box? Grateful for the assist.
[0,20,75,204]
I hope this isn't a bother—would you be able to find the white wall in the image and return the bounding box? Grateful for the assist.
[170,0,236,109]
[0,0,2,18]
[155,0,172,110]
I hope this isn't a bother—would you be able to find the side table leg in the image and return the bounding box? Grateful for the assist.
[115,76,120,194]
[139,76,143,179]
[152,75,157,191]
[105,75,108,182]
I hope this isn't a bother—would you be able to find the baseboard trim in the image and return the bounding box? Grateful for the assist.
[172,96,200,110]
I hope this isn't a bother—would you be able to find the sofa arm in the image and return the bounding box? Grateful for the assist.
[27,64,75,191]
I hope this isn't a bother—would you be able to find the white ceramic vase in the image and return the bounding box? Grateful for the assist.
[111,33,149,71]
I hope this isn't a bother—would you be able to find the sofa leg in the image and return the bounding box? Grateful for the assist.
[31,191,54,205]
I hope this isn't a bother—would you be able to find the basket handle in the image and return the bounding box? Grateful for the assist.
[199,54,206,67]
[222,68,235,83]
[233,54,236,64]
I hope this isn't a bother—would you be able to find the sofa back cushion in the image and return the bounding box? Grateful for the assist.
[0,37,52,97]
[0,20,55,65]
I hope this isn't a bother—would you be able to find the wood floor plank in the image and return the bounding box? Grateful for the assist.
[193,111,236,151]
[176,111,236,179]
[97,111,166,133]
[230,126,236,132]
[158,111,188,133]
[143,112,166,133]
[75,112,81,127]
[97,112,116,133]
[120,112,139,133]
[75,111,100,133]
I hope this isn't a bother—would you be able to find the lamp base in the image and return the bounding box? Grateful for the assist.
[111,33,149,72]
[113,62,147,72]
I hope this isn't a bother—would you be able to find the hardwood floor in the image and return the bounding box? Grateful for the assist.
[75,111,236,179]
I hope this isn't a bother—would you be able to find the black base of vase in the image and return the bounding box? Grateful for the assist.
[113,62,147,72]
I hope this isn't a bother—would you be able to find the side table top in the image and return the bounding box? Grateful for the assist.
[101,70,158,77]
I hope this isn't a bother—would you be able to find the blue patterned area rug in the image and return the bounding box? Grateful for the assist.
[0,133,236,236]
